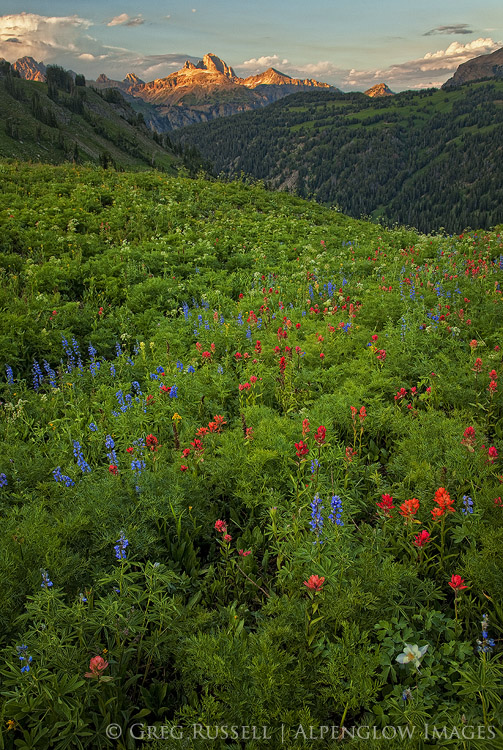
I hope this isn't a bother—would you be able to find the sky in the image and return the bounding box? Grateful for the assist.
[0,1,502,90]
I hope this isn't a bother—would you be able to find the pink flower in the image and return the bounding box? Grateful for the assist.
[376,349,386,361]
[223,534,232,542]
[214,519,227,534]
[238,549,252,557]
[469,339,478,349]
[85,655,109,679]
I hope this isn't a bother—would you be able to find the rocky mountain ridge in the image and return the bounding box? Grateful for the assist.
[442,45,503,88]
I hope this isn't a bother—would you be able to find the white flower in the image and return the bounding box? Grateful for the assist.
[396,643,429,669]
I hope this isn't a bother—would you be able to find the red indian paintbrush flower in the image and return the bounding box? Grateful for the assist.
[399,498,420,518]
[85,655,109,679]
[214,519,227,534]
[431,487,455,520]
[413,530,431,547]
[295,440,309,458]
[448,575,468,591]
[377,494,395,515]
[146,434,159,452]
[314,425,326,445]
[304,575,325,592]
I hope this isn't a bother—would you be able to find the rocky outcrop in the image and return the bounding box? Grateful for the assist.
[443,46,503,88]
[364,83,394,97]
[13,56,46,81]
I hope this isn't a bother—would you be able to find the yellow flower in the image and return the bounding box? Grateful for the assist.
[172,412,182,423]
[6,719,16,730]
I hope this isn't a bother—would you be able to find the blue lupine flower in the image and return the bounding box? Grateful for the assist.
[52,467,75,487]
[150,372,159,380]
[462,496,474,515]
[88,343,97,359]
[89,423,98,432]
[41,569,53,588]
[246,327,252,339]
[105,435,118,465]
[182,302,190,320]
[114,532,128,560]
[132,381,142,395]
[329,495,343,526]
[133,341,140,355]
[310,494,324,543]
[477,614,496,653]
[176,360,184,371]
[0,473,7,487]
[32,360,43,391]
[43,361,57,388]
[187,365,195,374]
[131,459,145,475]
[115,341,122,357]
[169,385,178,398]
[217,365,224,375]
[73,441,91,473]
[311,459,320,474]
[110,363,116,378]
[126,357,134,366]
[237,313,243,326]
[156,365,165,374]
[79,593,87,603]
[5,365,14,384]
[17,645,32,673]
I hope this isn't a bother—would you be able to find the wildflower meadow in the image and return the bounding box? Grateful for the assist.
[0,162,502,749]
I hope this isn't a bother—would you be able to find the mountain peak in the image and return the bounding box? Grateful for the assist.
[196,53,236,79]
[123,73,144,85]
[13,56,46,82]
[364,83,394,97]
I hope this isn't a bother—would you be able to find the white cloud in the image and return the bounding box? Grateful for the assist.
[341,37,502,90]
[107,14,144,27]
[0,12,93,62]
[78,52,108,61]
[240,55,290,72]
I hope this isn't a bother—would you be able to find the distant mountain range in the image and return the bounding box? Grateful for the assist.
[6,45,503,131]
[7,53,395,130]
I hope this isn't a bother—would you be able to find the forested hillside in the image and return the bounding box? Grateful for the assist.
[173,81,503,234]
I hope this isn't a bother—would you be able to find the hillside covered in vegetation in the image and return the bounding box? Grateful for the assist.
[173,80,503,234]
[0,163,502,748]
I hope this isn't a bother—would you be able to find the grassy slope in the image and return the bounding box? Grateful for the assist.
[0,77,178,171]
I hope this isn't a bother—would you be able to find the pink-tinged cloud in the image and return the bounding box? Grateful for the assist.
[107,14,144,27]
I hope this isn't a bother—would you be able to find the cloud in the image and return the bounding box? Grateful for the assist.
[240,55,290,72]
[78,52,108,61]
[107,14,144,27]
[0,12,93,62]
[424,24,473,36]
[341,37,501,90]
